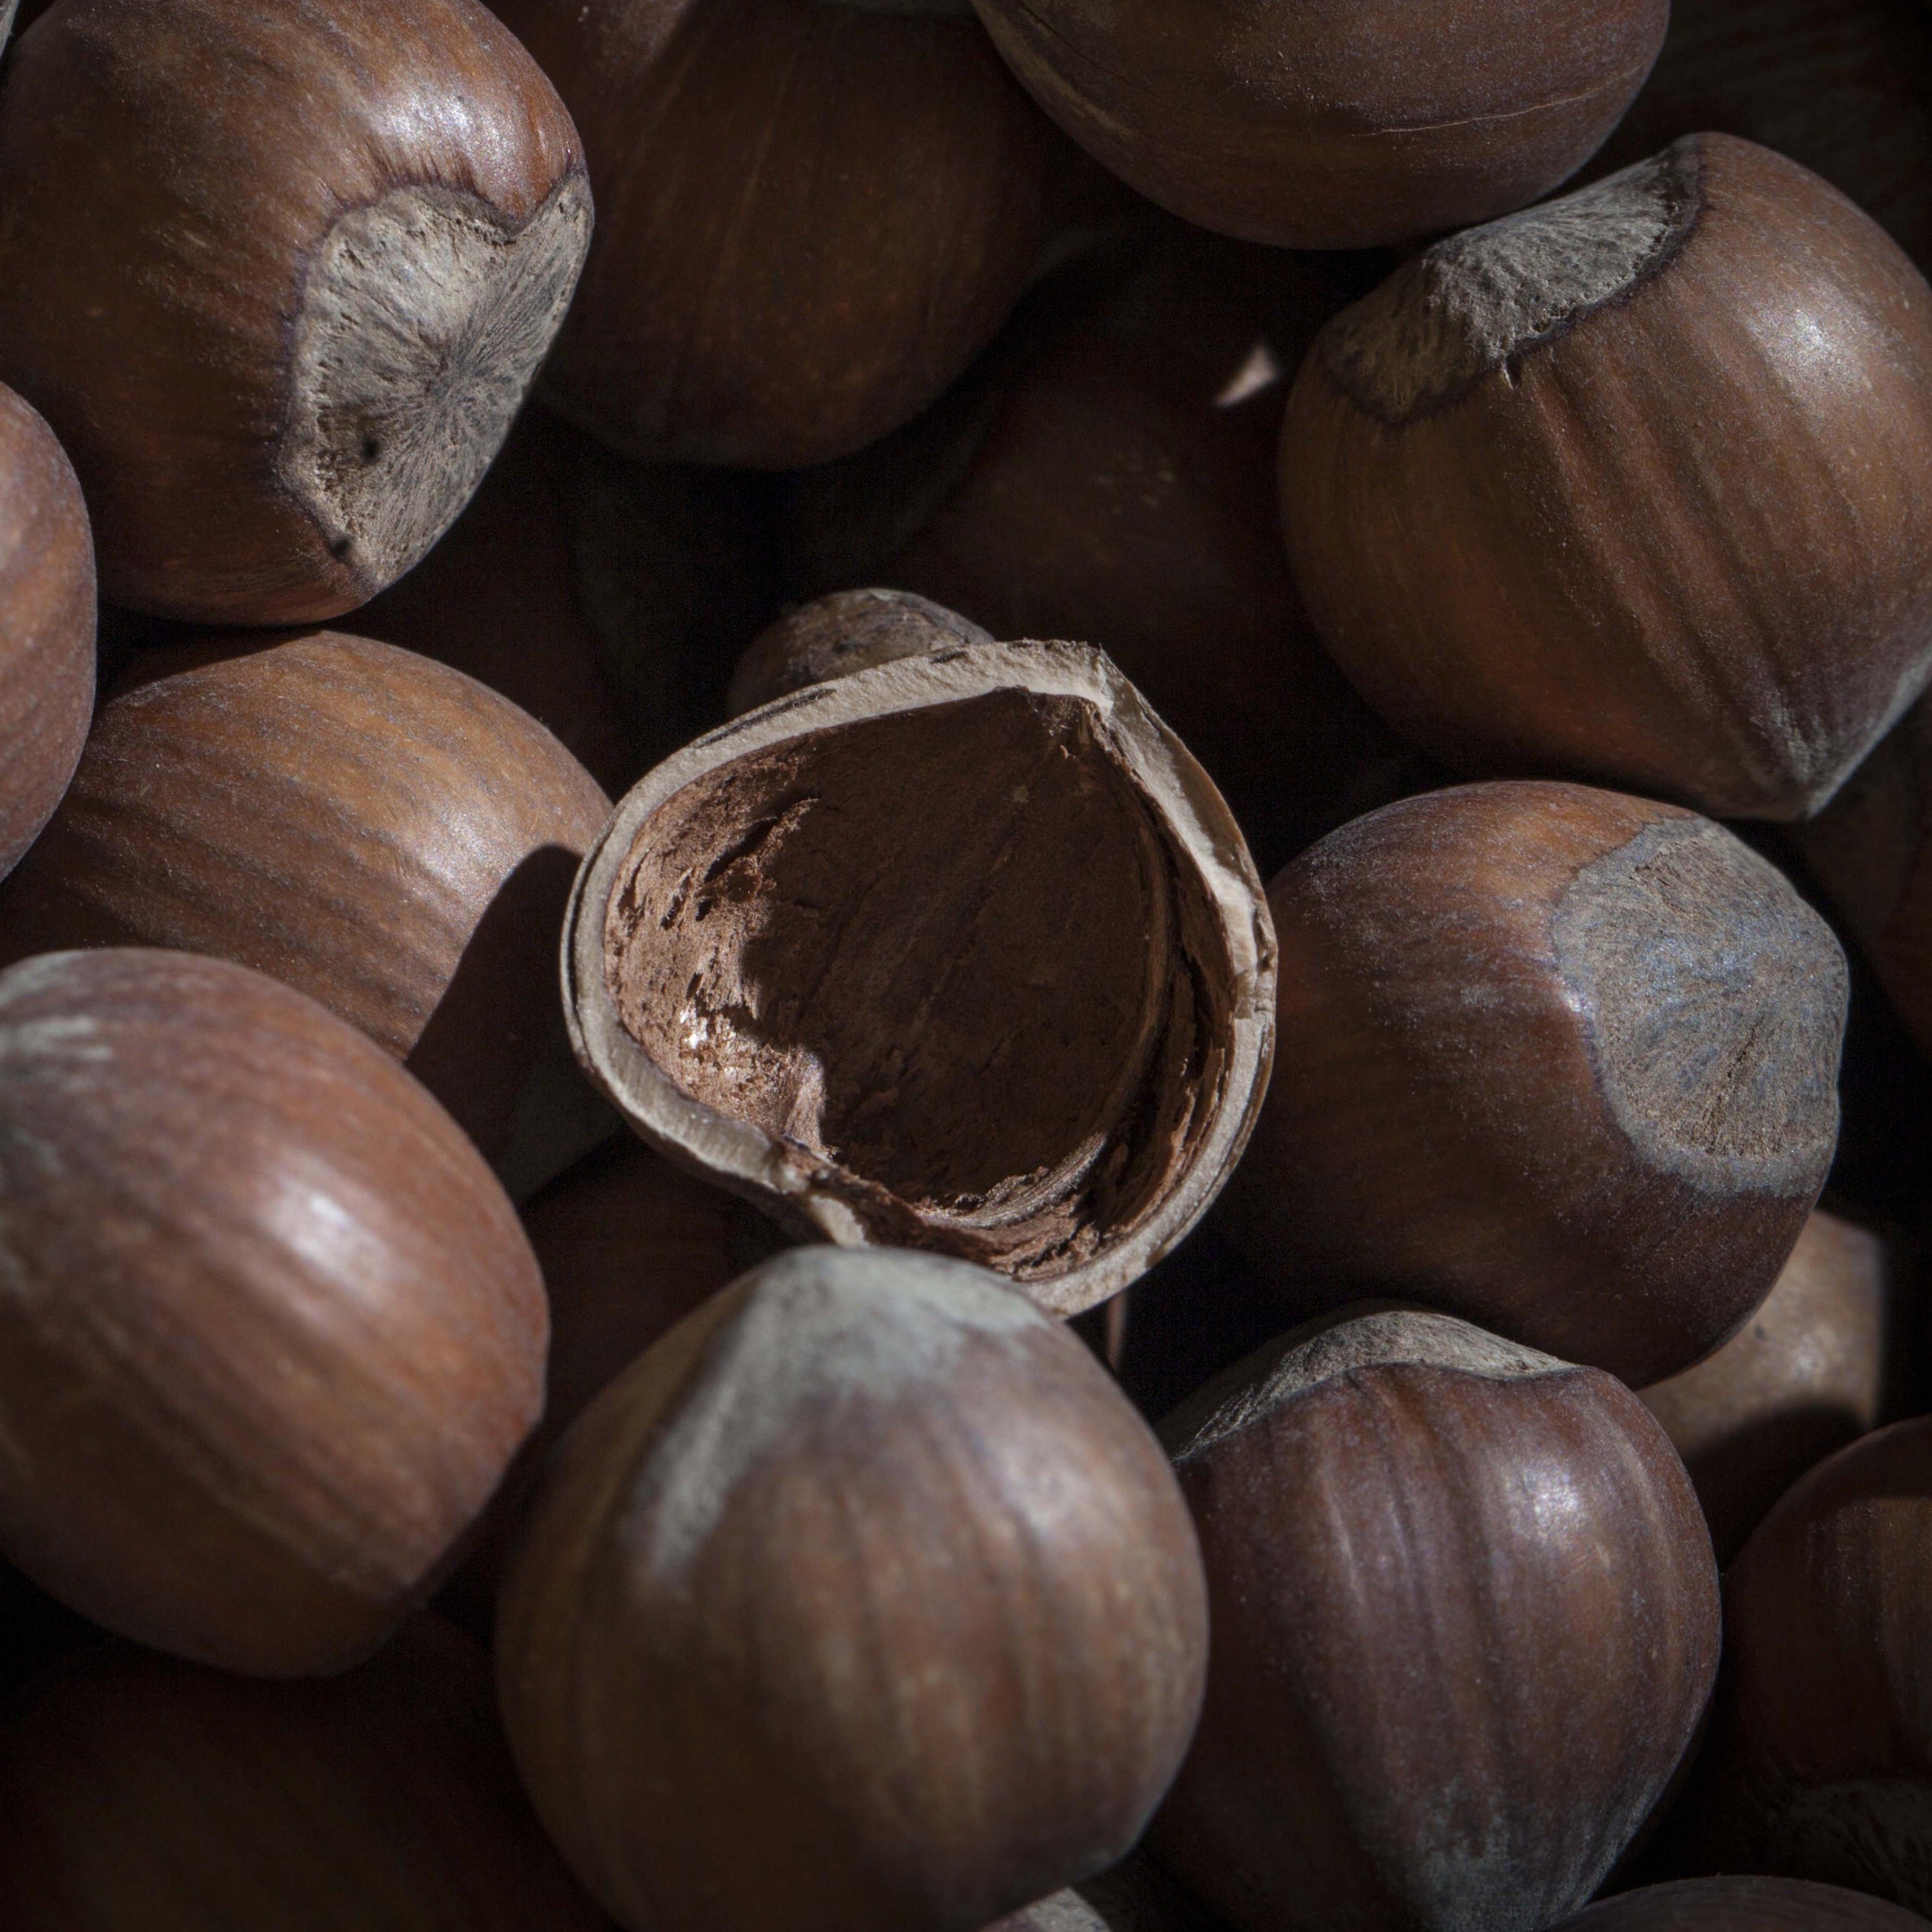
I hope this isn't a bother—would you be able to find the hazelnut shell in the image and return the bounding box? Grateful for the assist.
[1550,1876,1932,1929]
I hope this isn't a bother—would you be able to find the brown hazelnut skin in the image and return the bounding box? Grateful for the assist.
[729,589,994,717]
[1549,1877,1932,1930]
[1282,134,1932,822]
[1638,1206,1908,1565]
[0,1616,610,1929]
[0,0,592,624]
[0,948,547,1676]
[968,0,1667,249]
[1216,782,1849,1387]
[1680,1417,1932,1910]
[1147,1307,1721,1932]
[0,630,615,1202]
[496,1247,1209,1932]
[488,0,1068,469]
[0,381,91,880]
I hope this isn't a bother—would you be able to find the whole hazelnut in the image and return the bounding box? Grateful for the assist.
[0,381,91,880]
[1281,134,1932,821]
[1684,1416,1932,1909]
[1217,782,1848,1387]
[729,589,994,717]
[1550,1876,1932,1929]
[563,640,1277,1313]
[0,1616,607,1928]
[0,948,547,1674]
[968,0,1667,248]
[498,1247,1208,1932]
[0,630,615,1201]
[488,0,1069,468]
[0,0,592,623]
[1638,1206,1908,1564]
[1149,1307,1720,1932]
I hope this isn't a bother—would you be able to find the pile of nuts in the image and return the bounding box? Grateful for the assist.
[0,0,1929,1927]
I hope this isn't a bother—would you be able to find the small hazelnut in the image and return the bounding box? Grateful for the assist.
[0,630,615,1201]
[0,381,91,880]
[1217,782,1848,1386]
[1550,1876,1932,1929]
[563,640,1277,1312]
[1638,1206,1908,1564]
[1148,1306,1720,1932]
[0,1616,607,1928]
[730,589,994,717]
[968,0,1667,248]
[1281,134,1932,821]
[489,0,1071,468]
[0,0,592,623]
[0,949,547,1674]
[496,1247,1209,1932]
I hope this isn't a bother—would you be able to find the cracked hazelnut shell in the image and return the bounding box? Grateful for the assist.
[497,1247,1208,1932]
[1218,782,1848,1386]
[0,0,591,623]
[1282,133,1932,821]
[1149,1307,1720,1932]
[0,949,546,1674]
[563,640,1276,1313]
[968,0,1667,248]
[1552,1877,1932,1930]
[489,0,1068,468]
[0,381,91,881]
[0,630,614,1201]
[0,1616,607,1929]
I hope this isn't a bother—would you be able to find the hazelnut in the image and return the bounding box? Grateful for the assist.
[497,1247,1209,1932]
[1638,1206,1908,1564]
[730,589,995,717]
[1281,134,1932,821]
[0,382,91,880]
[0,0,592,623]
[1217,782,1848,1386]
[988,1856,1230,1931]
[1550,1876,1932,1929]
[1683,1415,1932,1909]
[1148,1306,1720,1932]
[968,0,1667,248]
[489,0,1069,468]
[563,641,1276,1312]
[0,948,546,1674]
[0,1616,607,1928]
[0,630,615,1202]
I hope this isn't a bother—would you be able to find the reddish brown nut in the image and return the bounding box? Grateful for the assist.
[729,589,994,717]
[1638,1207,1907,1564]
[1789,691,1932,1053]
[1551,1877,1932,1929]
[0,0,591,623]
[1684,1417,1932,1910]
[0,382,91,880]
[0,949,546,1674]
[489,0,1068,468]
[969,0,1666,248]
[1282,134,1932,821]
[498,1246,1209,1932]
[0,631,614,1200]
[1218,782,1847,1386]
[563,640,1277,1313]
[0,1616,607,1929]
[1149,1307,1720,1932]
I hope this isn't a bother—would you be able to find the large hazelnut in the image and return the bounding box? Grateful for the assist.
[1281,134,1932,821]
[1638,1205,1908,1563]
[488,0,1069,468]
[0,380,91,880]
[0,0,591,623]
[1550,1877,1932,1929]
[1684,1416,1932,1909]
[0,1616,607,1928]
[1217,782,1848,1386]
[0,948,546,1674]
[497,1247,1208,1932]
[968,0,1667,248]
[1149,1307,1720,1932]
[563,640,1276,1312]
[0,630,614,1200]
